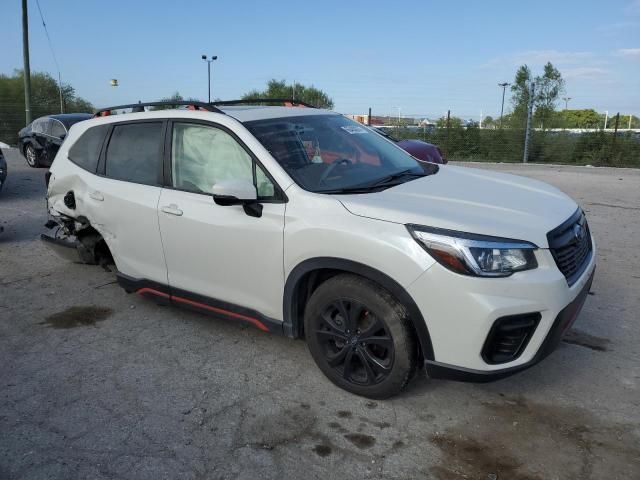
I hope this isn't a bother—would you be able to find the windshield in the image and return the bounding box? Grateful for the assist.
[244,114,437,193]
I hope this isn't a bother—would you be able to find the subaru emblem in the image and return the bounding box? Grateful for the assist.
[573,224,585,242]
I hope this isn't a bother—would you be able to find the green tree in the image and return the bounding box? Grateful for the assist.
[509,63,565,129]
[0,70,93,144]
[509,65,532,128]
[435,115,463,128]
[534,62,565,129]
[242,79,334,109]
[150,91,200,110]
[560,109,602,128]
[482,115,496,129]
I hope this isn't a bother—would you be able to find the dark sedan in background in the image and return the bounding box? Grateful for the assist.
[18,113,92,168]
[372,126,447,164]
[0,147,7,193]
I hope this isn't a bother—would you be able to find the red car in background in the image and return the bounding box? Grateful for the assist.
[372,127,447,164]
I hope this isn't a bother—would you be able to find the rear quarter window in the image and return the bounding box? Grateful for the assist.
[105,122,163,185]
[68,125,110,172]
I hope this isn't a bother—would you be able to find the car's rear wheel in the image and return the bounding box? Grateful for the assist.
[304,274,417,399]
[25,144,40,168]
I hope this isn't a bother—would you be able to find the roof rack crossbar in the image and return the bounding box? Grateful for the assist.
[211,98,317,108]
[93,101,224,117]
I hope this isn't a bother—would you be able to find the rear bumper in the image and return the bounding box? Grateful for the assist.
[425,268,595,382]
[40,233,83,262]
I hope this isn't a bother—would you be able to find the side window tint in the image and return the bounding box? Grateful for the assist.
[68,125,110,172]
[32,119,44,134]
[105,123,162,185]
[51,120,66,139]
[171,123,253,194]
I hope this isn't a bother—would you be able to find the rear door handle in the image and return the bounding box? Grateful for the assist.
[161,204,183,216]
[89,190,104,201]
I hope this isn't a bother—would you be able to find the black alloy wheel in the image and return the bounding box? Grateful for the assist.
[316,298,394,386]
[304,274,417,399]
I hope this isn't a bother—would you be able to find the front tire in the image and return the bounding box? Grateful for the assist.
[304,274,417,399]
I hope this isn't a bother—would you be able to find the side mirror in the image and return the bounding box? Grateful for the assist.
[212,180,262,218]
[212,179,257,205]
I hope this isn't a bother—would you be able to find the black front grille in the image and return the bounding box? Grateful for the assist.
[547,209,593,286]
[482,313,541,364]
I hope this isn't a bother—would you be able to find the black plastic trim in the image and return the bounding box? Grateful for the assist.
[547,208,593,286]
[116,272,284,335]
[481,312,541,364]
[213,98,317,108]
[94,101,224,117]
[283,257,435,361]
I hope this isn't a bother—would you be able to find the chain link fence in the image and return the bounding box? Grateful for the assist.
[389,125,640,168]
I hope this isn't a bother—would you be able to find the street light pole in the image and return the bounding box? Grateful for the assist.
[563,97,572,110]
[201,55,218,103]
[22,0,32,125]
[498,82,510,128]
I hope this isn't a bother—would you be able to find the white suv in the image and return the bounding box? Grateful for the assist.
[43,100,596,398]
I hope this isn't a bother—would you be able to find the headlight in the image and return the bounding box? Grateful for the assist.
[407,224,538,277]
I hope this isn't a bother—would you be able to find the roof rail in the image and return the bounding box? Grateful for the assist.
[212,98,317,108]
[93,101,224,117]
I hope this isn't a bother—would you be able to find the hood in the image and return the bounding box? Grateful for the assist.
[337,165,578,247]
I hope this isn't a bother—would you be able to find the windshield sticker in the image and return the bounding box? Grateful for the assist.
[341,125,369,134]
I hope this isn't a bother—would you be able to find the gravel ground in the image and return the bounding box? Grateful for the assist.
[1,149,639,479]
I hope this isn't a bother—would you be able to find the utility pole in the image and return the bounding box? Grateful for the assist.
[445,109,451,159]
[563,97,571,110]
[480,109,483,129]
[498,82,510,128]
[368,107,371,126]
[628,114,632,130]
[58,72,64,113]
[523,82,535,163]
[604,111,609,129]
[22,0,32,125]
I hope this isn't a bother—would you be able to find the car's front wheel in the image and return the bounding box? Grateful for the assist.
[24,144,40,168]
[304,274,417,399]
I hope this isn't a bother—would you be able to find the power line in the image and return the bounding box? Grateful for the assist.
[34,0,64,113]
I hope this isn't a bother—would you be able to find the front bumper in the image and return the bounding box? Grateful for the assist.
[424,268,594,382]
[407,243,596,379]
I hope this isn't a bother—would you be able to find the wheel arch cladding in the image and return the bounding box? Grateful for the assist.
[283,257,435,361]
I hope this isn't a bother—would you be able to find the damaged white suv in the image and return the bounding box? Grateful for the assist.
[44,100,596,398]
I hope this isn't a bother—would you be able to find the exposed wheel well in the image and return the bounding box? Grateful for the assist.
[76,226,115,268]
[283,258,435,362]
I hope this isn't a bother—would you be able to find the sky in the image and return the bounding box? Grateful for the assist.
[1,0,639,120]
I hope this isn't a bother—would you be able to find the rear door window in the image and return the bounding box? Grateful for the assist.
[68,124,110,172]
[105,122,163,185]
[50,120,66,139]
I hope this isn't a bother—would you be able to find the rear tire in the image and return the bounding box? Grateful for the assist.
[304,274,417,399]
[25,144,40,168]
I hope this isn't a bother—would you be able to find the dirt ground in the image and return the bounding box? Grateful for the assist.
[1,149,639,479]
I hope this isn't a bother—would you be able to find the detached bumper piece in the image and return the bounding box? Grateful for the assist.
[40,233,93,263]
[426,269,595,383]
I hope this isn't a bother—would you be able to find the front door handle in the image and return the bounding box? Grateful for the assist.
[89,190,104,201]
[161,204,183,216]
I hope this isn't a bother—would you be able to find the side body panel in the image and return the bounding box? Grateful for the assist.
[157,189,285,320]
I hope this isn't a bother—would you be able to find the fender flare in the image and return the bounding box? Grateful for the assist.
[283,257,435,361]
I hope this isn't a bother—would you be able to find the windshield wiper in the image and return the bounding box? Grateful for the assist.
[361,168,427,188]
[317,185,389,194]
